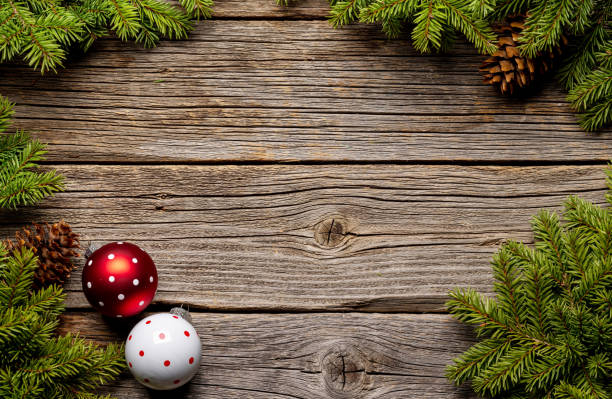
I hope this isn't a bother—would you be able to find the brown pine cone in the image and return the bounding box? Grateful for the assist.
[480,15,565,95]
[4,221,80,290]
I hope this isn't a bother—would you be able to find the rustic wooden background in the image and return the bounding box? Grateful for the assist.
[1,0,610,397]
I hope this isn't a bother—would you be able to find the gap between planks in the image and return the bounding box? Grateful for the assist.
[39,160,609,167]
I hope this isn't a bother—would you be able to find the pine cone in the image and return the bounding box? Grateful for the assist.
[480,15,565,95]
[4,221,80,290]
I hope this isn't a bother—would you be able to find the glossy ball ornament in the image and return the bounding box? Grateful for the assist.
[82,242,157,318]
[125,309,202,390]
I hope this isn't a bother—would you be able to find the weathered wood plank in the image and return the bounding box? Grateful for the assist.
[1,21,609,163]
[59,312,478,398]
[1,164,607,312]
[213,0,330,18]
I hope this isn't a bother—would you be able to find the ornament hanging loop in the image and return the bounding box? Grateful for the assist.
[84,242,102,259]
[169,306,192,323]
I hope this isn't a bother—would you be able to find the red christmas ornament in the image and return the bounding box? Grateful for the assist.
[82,242,158,318]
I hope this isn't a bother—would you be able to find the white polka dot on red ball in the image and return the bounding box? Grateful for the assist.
[125,313,202,390]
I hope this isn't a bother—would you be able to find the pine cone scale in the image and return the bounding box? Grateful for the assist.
[505,46,520,58]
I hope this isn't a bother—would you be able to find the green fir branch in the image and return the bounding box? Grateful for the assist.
[0,243,125,398]
[568,69,612,113]
[472,344,542,396]
[447,165,612,398]
[0,96,64,209]
[0,96,15,133]
[281,0,497,54]
[504,240,555,336]
[491,247,527,328]
[0,246,39,308]
[567,0,595,36]
[519,0,580,58]
[468,0,495,19]
[0,0,211,73]
[490,0,532,20]
[359,0,419,24]
[446,337,514,384]
[179,0,212,19]
[2,0,70,73]
[330,0,369,28]
[131,0,192,40]
[557,17,609,91]
[411,1,444,52]
[104,0,141,40]
[437,0,496,54]
[0,136,64,209]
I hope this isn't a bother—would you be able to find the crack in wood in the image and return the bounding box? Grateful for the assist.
[327,219,335,246]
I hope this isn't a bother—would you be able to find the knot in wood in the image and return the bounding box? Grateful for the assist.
[314,217,348,248]
[321,343,366,397]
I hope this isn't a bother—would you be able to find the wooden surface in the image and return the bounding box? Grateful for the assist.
[2,164,607,313]
[0,0,610,397]
[58,312,478,398]
[2,21,611,162]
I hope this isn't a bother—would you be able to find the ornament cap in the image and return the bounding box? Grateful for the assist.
[84,242,102,259]
[169,307,192,323]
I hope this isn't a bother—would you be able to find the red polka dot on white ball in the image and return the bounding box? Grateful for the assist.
[125,309,202,390]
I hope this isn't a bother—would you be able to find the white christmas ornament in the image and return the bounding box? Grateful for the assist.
[125,308,202,390]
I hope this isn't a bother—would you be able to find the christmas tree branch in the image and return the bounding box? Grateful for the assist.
[0,243,125,398]
[0,96,64,209]
[491,248,526,327]
[447,166,612,398]
[0,0,211,73]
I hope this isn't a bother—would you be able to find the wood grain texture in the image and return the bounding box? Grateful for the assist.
[213,0,330,18]
[2,163,606,312]
[1,3,605,397]
[1,20,609,163]
[59,312,478,398]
